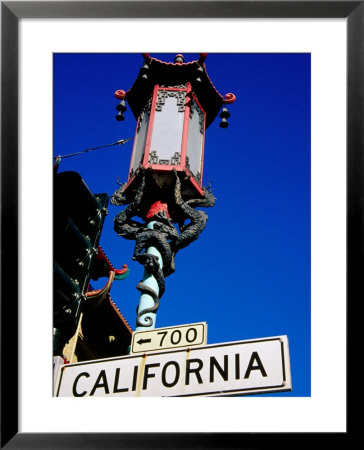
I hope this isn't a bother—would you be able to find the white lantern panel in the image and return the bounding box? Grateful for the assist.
[148,90,185,166]
[130,105,151,175]
[186,99,204,182]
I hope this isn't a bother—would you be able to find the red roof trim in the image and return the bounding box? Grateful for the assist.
[86,272,133,335]
[95,246,129,276]
[146,55,200,67]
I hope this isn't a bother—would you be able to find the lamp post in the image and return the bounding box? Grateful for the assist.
[112,54,235,331]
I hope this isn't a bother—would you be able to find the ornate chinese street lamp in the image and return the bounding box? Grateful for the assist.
[112,54,235,331]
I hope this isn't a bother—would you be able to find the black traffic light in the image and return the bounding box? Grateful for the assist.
[54,171,108,356]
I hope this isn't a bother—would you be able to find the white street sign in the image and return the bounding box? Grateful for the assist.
[130,322,207,354]
[56,335,291,397]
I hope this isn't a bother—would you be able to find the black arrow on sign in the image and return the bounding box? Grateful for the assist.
[137,338,152,345]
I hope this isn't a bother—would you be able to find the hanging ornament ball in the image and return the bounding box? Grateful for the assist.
[219,107,230,128]
[116,100,127,113]
[115,112,125,122]
[219,107,231,119]
[219,118,229,128]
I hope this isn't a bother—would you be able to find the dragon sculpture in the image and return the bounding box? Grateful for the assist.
[111,169,216,327]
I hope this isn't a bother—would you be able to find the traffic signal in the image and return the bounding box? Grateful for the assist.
[54,171,108,356]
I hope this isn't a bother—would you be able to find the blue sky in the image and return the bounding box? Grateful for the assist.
[54,53,311,397]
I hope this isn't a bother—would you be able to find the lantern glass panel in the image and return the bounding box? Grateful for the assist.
[148,90,186,166]
[186,99,204,182]
[130,104,151,175]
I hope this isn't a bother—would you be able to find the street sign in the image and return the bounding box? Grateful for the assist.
[56,335,291,397]
[130,322,207,354]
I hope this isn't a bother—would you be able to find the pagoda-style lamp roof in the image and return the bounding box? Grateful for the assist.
[115,53,236,128]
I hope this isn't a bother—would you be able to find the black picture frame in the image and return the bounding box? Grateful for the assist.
[1,1,357,448]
